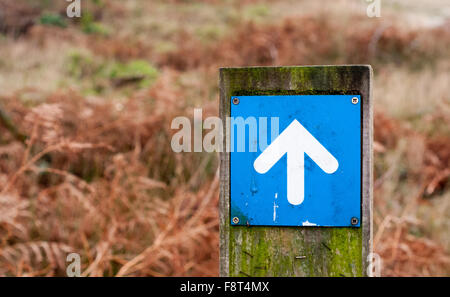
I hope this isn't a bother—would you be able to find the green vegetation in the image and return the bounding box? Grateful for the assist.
[81,12,110,36]
[243,4,271,22]
[40,13,67,28]
[109,60,159,88]
[66,51,158,93]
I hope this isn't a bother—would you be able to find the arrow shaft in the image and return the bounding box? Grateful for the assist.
[287,149,304,205]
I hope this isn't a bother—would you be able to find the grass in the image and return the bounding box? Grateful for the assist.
[0,0,448,276]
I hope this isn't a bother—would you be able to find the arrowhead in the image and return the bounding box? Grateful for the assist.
[253,119,301,174]
[253,119,338,206]
[292,119,339,174]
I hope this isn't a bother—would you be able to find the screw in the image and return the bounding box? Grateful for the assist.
[232,217,239,224]
[351,97,359,104]
[351,217,359,225]
[232,97,240,105]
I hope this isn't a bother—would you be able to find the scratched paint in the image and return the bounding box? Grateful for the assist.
[273,193,278,222]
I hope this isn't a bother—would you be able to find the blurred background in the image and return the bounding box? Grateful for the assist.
[0,0,448,276]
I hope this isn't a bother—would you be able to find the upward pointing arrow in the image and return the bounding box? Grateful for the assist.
[253,119,339,206]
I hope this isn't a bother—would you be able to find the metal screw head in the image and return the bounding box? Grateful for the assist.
[232,97,240,105]
[232,217,239,224]
[351,97,359,104]
[351,217,359,225]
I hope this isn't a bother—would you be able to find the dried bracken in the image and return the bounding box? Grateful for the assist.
[0,69,219,276]
[0,0,448,277]
[159,16,450,70]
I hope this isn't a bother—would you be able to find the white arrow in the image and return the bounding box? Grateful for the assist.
[253,119,339,206]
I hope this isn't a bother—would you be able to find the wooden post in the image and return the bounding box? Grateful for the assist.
[219,65,373,277]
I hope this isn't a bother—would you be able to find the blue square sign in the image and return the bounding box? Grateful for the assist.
[230,95,361,227]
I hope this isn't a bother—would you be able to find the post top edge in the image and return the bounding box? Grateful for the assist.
[219,64,372,71]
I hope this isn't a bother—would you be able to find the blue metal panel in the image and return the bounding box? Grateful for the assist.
[230,95,361,227]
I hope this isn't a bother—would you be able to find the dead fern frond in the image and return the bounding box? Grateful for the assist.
[0,241,75,273]
[0,194,30,238]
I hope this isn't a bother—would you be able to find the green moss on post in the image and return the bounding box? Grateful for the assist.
[219,66,373,277]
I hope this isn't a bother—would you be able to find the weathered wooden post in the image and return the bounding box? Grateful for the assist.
[219,65,373,277]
